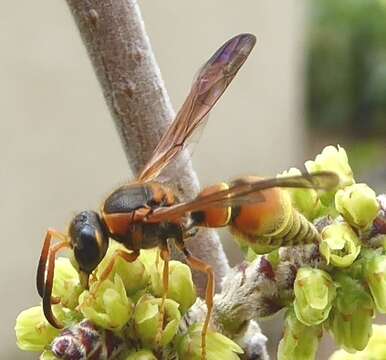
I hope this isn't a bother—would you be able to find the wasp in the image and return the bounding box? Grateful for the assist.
[37,33,339,359]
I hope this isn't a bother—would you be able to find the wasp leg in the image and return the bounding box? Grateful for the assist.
[43,241,70,329]
[155,242,170,346]
[36,229,67,299]
[89,249,140,295]
[176,238,214,360]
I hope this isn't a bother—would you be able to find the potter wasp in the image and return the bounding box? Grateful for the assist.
[36,33,339,358]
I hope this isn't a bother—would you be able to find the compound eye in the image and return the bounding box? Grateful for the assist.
[73,225,101,274]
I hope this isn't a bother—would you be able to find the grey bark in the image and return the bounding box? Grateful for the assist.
[64,0,229,293]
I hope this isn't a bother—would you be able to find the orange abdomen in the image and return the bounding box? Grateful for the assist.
[192,176,291,234]
[192,176,295,254]
[230,185,290,237]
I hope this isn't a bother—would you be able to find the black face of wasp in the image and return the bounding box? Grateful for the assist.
[69,211,109,276]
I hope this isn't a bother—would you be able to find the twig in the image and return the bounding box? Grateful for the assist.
[212,244,325,335]
[64,0,229,293]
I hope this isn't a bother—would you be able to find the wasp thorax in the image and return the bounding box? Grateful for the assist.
[69,211,109,275]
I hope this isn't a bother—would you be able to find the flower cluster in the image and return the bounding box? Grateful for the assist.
[16,243,241,359]
[240,145,385,360]
[16,144,386,360]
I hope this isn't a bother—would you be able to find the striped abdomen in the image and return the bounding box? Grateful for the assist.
[191,177,321,254]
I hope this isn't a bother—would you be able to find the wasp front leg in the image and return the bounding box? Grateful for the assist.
[87,249,140,297]
[36,229,68,299]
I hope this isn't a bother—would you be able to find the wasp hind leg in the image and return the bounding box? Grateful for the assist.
[37,229,70,328]
[175,230,214,360]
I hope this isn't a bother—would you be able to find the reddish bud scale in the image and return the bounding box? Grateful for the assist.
[259,257,275,280]
[52,321,124,360]
[375,196,386,234]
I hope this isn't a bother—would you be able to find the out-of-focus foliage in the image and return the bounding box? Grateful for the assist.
[307,0,386,135]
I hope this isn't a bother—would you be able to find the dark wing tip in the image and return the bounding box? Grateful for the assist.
[207,33,257,68]
[229,33,257,53]
[235,33,257,48]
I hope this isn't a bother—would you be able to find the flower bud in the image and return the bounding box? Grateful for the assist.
[133,294,181,348]
[320,223,361,268]
[335,184,380,229]
[329,325,386,360]
[79,274,133,330]
[15,306,60,352]
[277,307,322,360]
[328,274,374,352]
[294,268,336,326]
[365,255,386,313]
[176,324,243,360]
[96,243,150,296]
[279,167,322,220]
[305,145,353,206]
[151,260,197,314]
[124,350,157,360]
[52,257,82,309]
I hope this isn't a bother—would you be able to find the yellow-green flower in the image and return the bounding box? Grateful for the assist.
[96,242,150,296]
[320,223,361,268]
[79,273,133,330]
[294,268,336,326]
[15,306,60,352]
[329,325,386,360]
[365,255,386,313]
[52,257,82,309]
[277,307,322,360]
[133,294,181,348]
[150,260,197,314]
[328,274,374,352]
[137,248,159,272]
[176,324,243,360]
[279,167,322,220]
[335,184,380,230]
[305,145,353,206]
[305,145,354,187]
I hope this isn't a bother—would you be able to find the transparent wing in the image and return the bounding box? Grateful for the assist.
[138,33,256,182]
[146,171,340,222]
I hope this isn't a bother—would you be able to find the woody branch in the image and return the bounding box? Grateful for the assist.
[64,0,229,293]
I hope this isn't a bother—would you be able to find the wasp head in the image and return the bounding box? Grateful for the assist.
[69,210,109,288]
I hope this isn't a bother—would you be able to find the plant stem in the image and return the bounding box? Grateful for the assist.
[64,0,229,293]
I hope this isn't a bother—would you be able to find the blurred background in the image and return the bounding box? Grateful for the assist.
[0,0,385,358]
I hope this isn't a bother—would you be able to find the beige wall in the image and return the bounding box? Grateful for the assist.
[0,1,305,358]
